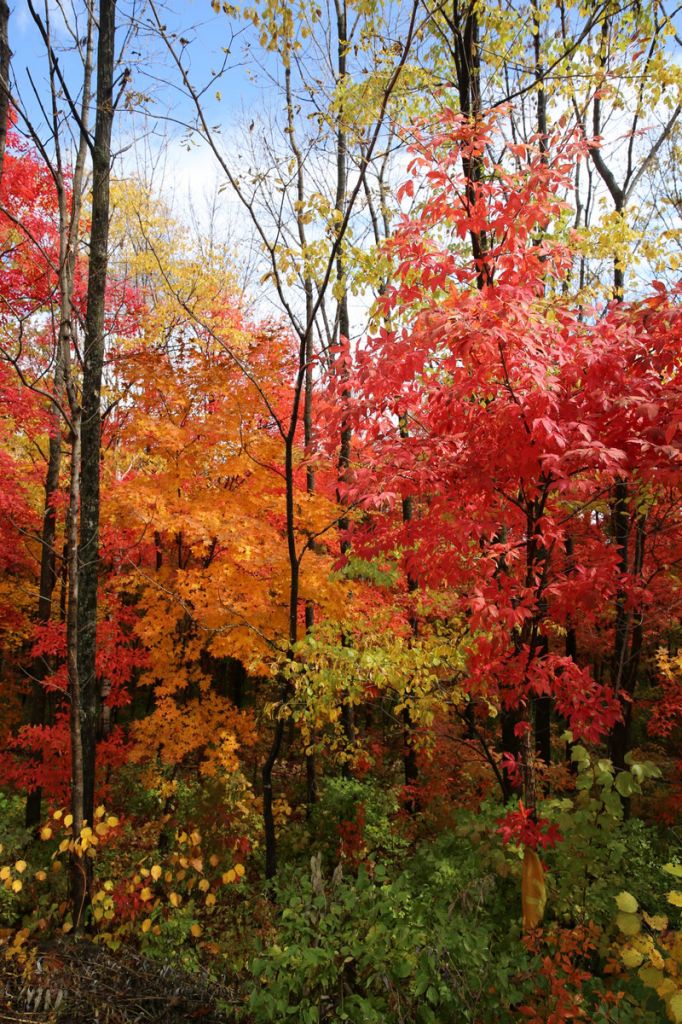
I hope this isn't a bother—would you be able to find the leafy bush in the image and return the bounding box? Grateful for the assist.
[247,826,529,1024]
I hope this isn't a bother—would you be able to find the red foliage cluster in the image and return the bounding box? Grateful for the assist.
[496,800,563,851]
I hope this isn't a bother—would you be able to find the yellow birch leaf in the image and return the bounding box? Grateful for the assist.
[615,891,638,914]
[669,993,682,1024]
[643,912,668,931]
[638,965,663,988]
[616,912,641,936]
[621,946,644,968]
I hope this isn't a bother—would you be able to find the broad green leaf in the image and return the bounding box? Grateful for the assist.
[614,771,635,797]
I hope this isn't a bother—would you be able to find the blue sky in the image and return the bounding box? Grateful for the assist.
[8,1,262,150]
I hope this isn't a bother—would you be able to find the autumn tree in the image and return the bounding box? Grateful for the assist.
[0,0,126,925]
[326,110,681,811]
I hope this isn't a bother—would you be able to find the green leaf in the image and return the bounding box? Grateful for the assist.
[571,745,589,764]
[614,771,635,797]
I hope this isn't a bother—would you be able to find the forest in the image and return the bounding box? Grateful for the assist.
[0,0,681,1020]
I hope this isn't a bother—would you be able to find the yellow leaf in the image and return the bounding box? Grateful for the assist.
[40,826,52,840]
[190,923,202,938]
[667,891,682,908]
[11,879,22,893]
[638,965,664,988]
[643,912,668,931]
[234,863,245,878]
[53,809,63,821]
[616,912,641,936]
[205,893,216,907]
[106,816,119,828]
[95,805,106,820]
[140,887,152,901]
[169,892,181,907]
[35,871,47,882]
[621,946,644,968]
[615,891,638,914]
[669,993,682,1024]
[150,865,162,881]
[223,869,236,884]
[198,878,210,893]
[141,918,152,933]
[0,867,10,881]
[64,814,73,828]
[14,860,26,874]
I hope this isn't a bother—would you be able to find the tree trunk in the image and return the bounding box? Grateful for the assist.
[77,0,117,834]
[0,0,10,185]
[25,376,63,829]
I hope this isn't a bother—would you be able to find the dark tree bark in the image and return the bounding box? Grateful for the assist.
[72,0,117,924]
[25,368,63,829]
[0,0,10,185]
